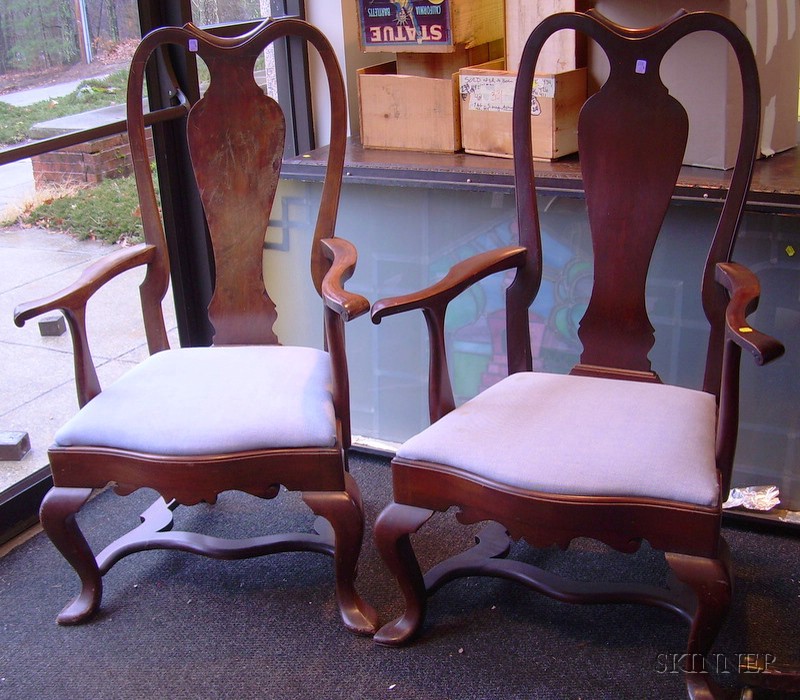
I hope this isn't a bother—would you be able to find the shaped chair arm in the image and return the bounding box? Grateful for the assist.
[371,246,527,324]
[13,244,158,327]
[320,238,369,322]
[715,262,785,366]
[13,243,158,407]
[371,245,527,424]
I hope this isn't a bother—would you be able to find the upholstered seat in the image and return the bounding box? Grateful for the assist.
[397,371,719,506]
[55,346,337,454]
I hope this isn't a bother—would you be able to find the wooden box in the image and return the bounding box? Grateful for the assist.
[357,41,504,153]
[505,0,591,73]
[356,0,504,54]
[357,61,461,152]
[395,39,503,77]
[458,61,586,160]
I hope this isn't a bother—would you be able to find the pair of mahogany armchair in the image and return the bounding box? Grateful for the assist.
[13,11,786,699]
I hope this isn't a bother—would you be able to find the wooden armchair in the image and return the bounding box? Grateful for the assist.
[13,18,377,635]
[370,10,785,698]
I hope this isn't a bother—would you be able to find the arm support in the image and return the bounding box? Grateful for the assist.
[319,237,369,450]
[13,243,158,407]
[371,245,527,423]
[371,246,527,324]
[14,244,157,327]
[714,262,785,495]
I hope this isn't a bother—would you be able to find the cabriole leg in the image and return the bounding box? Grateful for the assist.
[39,486,101,625]
[373,501,434,646]
[666,539,734,700]
[303,473,378,635]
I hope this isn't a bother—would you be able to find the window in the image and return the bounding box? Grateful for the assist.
[0,0,310,542]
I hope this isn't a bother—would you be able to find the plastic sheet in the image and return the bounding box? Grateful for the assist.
[722,485,781,511]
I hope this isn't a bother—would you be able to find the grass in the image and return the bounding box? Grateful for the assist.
[0,68,150,245]
[0,70,129,147]
[5,173,146,246]
[0,67,159,245]
[0,59,266,244]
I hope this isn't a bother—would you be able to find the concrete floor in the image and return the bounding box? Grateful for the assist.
[0,159,35,216]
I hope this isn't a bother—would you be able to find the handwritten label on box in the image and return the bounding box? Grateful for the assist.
[459,74,556,115]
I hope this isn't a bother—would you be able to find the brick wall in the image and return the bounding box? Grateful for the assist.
[31,131,154,189]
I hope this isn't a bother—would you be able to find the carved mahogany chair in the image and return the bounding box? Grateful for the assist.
[13,18,377,635]
[370,10,784,697]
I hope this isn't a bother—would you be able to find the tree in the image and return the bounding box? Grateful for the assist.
[0,12,10,75]
[1,0,79,72]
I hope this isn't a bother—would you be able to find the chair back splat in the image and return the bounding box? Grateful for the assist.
[370,10,784,699]
[14,18,376,636]
[126,20,348,348]
[188,47,285,345]
[512,10,761,387]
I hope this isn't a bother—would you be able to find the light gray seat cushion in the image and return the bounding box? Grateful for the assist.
[397,371,719,507]
[55,346,336,455]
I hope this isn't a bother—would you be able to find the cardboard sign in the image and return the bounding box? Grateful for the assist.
[358,0,451,50]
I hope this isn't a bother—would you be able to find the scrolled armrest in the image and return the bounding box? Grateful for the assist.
[319,238,369,322]
[715,261,785,366]
[371,245,527,324]
[13,243,157,327]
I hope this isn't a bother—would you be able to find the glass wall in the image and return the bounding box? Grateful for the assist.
[0,0,283,499]
[265,178,800,511]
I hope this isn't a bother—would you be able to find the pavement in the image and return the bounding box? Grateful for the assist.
[0,81,42,215]
[0,228,179,494]
[0,77,95,107]
[0,80,177,495]
[0,159,35,217]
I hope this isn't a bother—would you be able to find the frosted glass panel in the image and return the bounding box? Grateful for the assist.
[264,179,800,510]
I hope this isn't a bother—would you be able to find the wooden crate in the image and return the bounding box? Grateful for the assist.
[357,61,461,152]
[356,0,504,54]
[458,61,586,160]
[505,0,591,73]
[396,39,504,77]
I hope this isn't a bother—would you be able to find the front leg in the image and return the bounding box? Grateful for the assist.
[39,486,102,625]
[373,501,435,646]
[303,473,378,636]
[666,539,734,700]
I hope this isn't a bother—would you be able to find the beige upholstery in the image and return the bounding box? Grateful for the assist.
[55,346,336,455]
[398,371,719,506]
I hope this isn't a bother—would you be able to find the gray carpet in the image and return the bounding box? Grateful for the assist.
[0,452,798,699]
